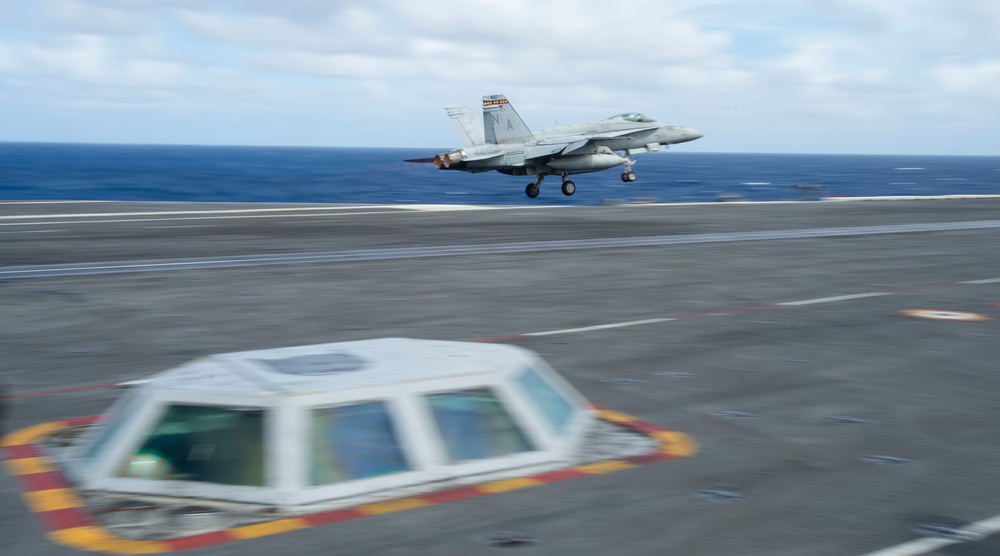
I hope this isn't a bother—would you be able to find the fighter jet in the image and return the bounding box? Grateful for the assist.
[406,94,703,198]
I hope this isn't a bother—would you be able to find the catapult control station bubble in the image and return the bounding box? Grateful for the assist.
[63,338,596,510]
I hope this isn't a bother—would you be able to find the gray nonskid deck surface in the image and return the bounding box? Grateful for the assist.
[3,199,1000,556]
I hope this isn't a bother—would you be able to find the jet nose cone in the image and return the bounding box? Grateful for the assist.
[686,127,705,140]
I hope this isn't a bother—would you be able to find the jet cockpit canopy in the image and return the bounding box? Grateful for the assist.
[602,113,657,123]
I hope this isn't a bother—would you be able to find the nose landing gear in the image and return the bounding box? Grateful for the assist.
[621,158,637,182]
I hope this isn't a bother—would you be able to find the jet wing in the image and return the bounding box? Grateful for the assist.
[527,125,662,159]
[526,136,591,159]
[585,124,661,140]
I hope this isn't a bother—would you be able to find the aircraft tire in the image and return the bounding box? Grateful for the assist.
[525,183,540,198]
[621,173,630,183]
[626,171,637,182]
[561,181,576,196]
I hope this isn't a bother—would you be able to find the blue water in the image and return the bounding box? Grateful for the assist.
[1,142,998,206]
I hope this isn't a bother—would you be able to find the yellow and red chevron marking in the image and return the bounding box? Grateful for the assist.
[2,409,697,553]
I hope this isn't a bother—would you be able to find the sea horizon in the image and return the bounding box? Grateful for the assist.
[1,142,998,206]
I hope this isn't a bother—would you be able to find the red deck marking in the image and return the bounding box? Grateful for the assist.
[18,471,69,491]
[0,384,118,399]
[625,451,678,465]
[422,486,486,504]
[166,531,235,551]
[623,421,662,434]
[533,468,588,483]
[3,444,41,459]
[39,507,93,530]
[299,508,364,526]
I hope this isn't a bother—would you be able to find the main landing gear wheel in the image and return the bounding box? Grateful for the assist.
[621,171,637,183]
[525,183,540,198]
[561,180,576,196]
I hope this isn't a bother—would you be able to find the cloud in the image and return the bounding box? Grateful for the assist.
[0,0,997,153]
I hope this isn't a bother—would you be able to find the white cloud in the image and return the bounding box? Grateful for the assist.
[0,0,997,153]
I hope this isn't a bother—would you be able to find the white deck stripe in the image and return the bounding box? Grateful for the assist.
[0,206,402,220]
[961,277,1000,284]
[523,318,676,336]
[0,211,407,226]
[778,292,892,306]
[859,513,1000,556]
[859,537,956,556]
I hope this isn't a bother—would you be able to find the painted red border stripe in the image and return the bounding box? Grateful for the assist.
[1,384,118,399]
[422,487,485,504]
[300,508,364,526]
[166,531,234,551]
[18,471,70,491]
[39,507,93,530]
[3,444,42,459]
[625,421,665,434]
[625,452,677,465]
[534,468,588,483]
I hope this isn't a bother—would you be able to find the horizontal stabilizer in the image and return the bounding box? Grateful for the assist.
[404,157,438,163]
[445,105,485,148]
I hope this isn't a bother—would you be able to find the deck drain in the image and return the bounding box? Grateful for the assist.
[712,410,756,418]
[864,455,914,466]
[827,416,877,425]
[653,371,694,378]
[487,530,535,547]
[694,488,744,503]
[911,522,982,542]
[599,378,648,384]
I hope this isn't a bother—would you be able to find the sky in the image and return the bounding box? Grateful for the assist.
[0,0,998,155]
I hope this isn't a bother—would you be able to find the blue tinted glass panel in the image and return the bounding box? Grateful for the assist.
[518,368,576,434]
[310,401,410,485]
[428,388,533,462]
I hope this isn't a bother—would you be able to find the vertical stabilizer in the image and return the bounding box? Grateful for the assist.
[482,95,535,144]
[445,105,485,148]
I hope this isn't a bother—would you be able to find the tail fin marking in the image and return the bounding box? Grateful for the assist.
[482,95,535,144]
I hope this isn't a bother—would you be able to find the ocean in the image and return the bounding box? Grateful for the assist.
[1,142,998,206]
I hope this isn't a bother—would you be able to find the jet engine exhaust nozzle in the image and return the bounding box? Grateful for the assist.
[434,150,465,169]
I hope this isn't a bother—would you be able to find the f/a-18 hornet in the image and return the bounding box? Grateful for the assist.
[406,94,703,198]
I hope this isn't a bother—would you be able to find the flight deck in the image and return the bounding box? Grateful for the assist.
[2,198,1000,556]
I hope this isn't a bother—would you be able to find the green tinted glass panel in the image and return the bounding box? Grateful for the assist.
[517,368,576,434]
[428,388,533,462]
[118,405,264,486]
[310,401,410,485]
